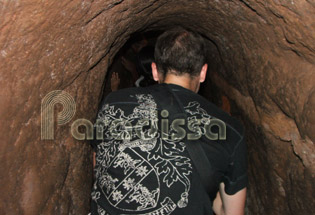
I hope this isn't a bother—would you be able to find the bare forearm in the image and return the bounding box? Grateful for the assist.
[213,205,225,215]
[217,183,246,215]
[213,192,225,215]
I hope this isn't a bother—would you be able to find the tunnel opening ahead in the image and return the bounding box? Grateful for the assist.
[100,31,162,101]
[101,30,243,117]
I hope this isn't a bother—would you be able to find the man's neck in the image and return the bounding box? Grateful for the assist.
[162,73,199,93]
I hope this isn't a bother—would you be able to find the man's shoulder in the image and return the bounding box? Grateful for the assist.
[199,95,244,138]
[104,84,164,102]
[103,86,149,103]
[171,87,244,140]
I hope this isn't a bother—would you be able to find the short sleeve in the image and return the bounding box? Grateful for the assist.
[222,135,248,195]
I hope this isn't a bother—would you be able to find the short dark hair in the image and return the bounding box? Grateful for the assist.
[154,27,206,77]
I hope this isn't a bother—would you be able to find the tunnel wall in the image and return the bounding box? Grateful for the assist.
[0,0,314,214]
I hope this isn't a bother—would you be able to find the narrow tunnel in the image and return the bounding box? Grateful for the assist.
[0,0,314,214]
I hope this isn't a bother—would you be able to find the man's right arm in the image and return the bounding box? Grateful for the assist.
[212,182,247,215]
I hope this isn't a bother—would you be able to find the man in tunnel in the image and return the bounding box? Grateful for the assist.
[91,27,248,215]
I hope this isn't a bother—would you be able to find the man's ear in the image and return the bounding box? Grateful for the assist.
[151,62,160,82]
[199,64,208,83]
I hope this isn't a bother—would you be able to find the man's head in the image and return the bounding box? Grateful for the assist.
[151,27,208,92]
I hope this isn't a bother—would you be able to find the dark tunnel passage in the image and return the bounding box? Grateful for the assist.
[0,0,314,214]
[102,31,238,115]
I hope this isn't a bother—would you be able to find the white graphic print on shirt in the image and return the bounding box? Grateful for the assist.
[93,94,213,214]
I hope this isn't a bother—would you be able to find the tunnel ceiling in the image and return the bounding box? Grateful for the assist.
[0,0,314,214]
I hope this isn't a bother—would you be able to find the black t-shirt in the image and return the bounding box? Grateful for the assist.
[90,83,248,215]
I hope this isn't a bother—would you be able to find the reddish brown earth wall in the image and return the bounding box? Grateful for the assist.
[0,0,314,214]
